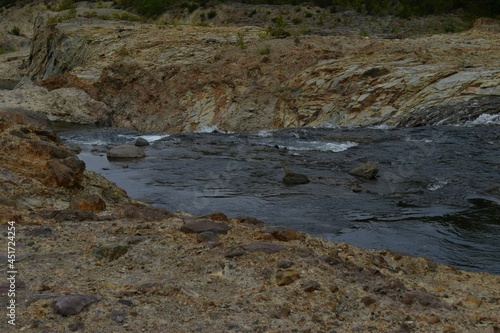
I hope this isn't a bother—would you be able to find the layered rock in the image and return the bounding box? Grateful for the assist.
[0,107,129,219]
[7,14,496,132]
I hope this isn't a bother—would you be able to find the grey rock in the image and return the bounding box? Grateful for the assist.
[348,161,378,179]
[242,242,287,254]
[53,294,101,316]
[282,172,310,185]
[107,145,145,159]
[180,220,230,234]
[303,280,321,292]
[135,137,150,147]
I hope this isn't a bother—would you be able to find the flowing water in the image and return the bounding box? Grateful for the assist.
[57,118,500,275]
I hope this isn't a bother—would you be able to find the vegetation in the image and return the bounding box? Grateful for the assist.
[0,0,498,19]
[8,26,21,36]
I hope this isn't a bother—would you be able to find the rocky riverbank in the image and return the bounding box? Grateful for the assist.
[1,108,499,332]
[1,2,499,132]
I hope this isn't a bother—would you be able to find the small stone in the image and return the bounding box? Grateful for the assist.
[69,194,106,213]
[225,249,246,258]
[68,321,85,332]
[283,172,310,185]
[361,296,377,306]
[303,280,321,292]
[118,299,134,307]
[243,242,287,254]
[134,138,149,147]
[196,212,229,222]
[53,294,101,316]
[348,161,378,179]
[277,260,294,269]
[234,216,266,226]
[272,228,302,241]
[276,268,300,286]
[197,231,219,243]
[109,310,126,323]
[94,243,129,261]
[180,220,230,234]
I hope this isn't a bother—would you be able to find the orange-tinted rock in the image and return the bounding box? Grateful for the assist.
[70,194,107,213]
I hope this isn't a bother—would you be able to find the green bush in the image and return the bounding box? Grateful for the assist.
[8,26,21,36]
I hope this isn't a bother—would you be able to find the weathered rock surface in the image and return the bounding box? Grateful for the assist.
[0,5,499,333]
[0,107,130,219]
[349,161,379,179]
[1,12,496,132]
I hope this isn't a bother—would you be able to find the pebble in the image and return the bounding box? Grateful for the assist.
[276,268,300,286]
[197,231,219,243]
[303,280,321,292]
[277,260,294,269]
[135,137,150,146]
[53,294,101,316]
[348,161,378,179]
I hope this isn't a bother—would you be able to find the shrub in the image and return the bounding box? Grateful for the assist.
[8,26,21,36]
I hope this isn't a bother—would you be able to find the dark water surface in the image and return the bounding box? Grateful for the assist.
[57,121,500,275]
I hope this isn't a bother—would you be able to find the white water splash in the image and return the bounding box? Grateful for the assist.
[427,179,449,191]
[277,140,358,152]
[465,114,500,126]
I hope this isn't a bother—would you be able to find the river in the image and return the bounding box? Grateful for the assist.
[56,116,500,275]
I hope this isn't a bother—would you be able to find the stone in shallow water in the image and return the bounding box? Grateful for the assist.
[135,137,149,147]
[348,161,378,179]
[107,144,145,159]
[282,172,310,185]
[53,294,101,316]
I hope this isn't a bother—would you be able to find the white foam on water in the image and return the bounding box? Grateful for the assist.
[465,114,500,126]
[194,125,232,134]
[277,140,358,152]
[256,130,273,138]
[427,179,449,191]
[368,124,393,130]
[117,133,170,142]
[138,134,170,142]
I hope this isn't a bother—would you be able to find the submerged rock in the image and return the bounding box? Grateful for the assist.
[282,172,311,185]
[135,137,149,147]
[349,161,378,179]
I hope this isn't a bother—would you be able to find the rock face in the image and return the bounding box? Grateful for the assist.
[0,107,130,218]
[1,10,497,132]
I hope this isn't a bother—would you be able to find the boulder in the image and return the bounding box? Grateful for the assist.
[282,172,310,185]
[107,144,145,159]
[348,161,378,180]
[135,137,150,147]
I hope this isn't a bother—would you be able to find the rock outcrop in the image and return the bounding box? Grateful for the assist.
[0,107,129,218]
[3,14,495,132]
